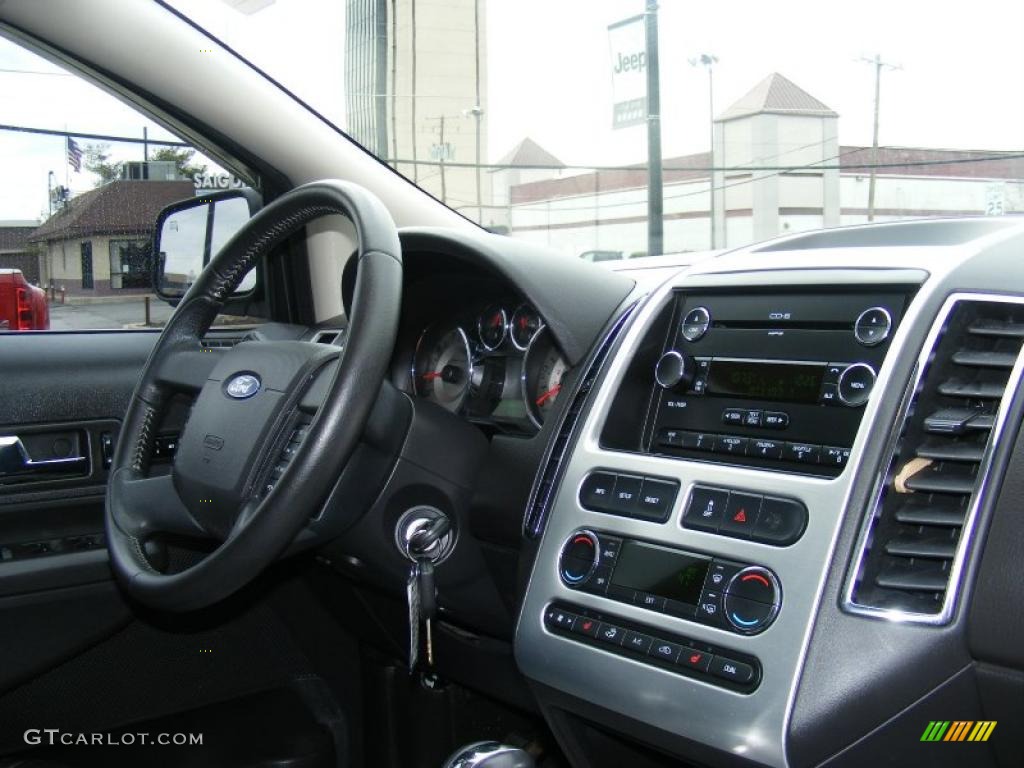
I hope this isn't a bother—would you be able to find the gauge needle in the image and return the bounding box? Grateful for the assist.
[535,384,561,406]
[422,371,443,381]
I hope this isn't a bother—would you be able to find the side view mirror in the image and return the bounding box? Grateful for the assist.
[152,188,262,301]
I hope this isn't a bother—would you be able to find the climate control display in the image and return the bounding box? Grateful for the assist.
[558,530,782,635]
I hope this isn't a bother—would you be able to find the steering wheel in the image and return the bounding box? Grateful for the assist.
[105,180,402,611]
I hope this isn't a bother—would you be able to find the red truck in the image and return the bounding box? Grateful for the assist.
[0,269,49,331]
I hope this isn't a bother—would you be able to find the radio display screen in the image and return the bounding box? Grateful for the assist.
[707,360,825,404]
[611,541,709,606]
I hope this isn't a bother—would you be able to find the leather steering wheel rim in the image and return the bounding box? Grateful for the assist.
[105,179,402,611]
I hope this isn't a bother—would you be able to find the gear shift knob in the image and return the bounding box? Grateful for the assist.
[442,741,534,768]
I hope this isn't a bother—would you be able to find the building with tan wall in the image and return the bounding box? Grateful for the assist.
[29,180,193,295]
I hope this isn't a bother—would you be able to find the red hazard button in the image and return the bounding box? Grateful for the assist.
[720,492,762,539]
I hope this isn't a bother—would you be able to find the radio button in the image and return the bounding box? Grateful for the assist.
[680,307,711,342]
[742,409,763,427]
[838,363,876,407]
[823,446,851,467]
[580,472,617,512]
[597,536,621,563]
[783,442,820,464]
[749,439,784,459]
[721,493,762,538]
[655,350,694,389]
[823,362,845,384]
[855,307,893,346]
[684,432,717,452]
[722,408,745,426]
[764,411,790,429]
[714,435,748,455]
[819,382,840,405]
[690,375,708,395]
[635,478,679,522]
[682,486,729,532]
[752,497,808,545]
[609,475,643,515]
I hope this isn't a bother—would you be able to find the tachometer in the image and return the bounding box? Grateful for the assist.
[510,304,542,350]
[523,329,570,428]
[477,304,508,351]
[412,325,473,412]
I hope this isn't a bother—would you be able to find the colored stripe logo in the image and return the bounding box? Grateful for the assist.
[921,721,996,742]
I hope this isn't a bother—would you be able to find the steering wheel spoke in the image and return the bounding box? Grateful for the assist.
[109,470,208,539]
[154,345,224,393]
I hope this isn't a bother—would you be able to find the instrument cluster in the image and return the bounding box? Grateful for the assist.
[410,301,570,432]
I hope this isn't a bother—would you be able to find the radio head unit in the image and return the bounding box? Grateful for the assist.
[602,288,913,476]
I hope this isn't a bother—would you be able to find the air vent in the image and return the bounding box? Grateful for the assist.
[523,302,639,538]
[846,296,1024,622]
[200,336,243,350]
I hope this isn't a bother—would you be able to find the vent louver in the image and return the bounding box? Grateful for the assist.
[846,297,1024,621]
[523,303,638,538]
[200,337,243,350]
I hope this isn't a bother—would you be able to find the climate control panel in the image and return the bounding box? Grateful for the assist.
[558,530,782,635]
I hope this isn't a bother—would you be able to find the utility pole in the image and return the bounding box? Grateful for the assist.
[438,115,447,203]
[645,0,663,257]
[47,170,54,217]
[143,126,148,162]
[472,0,483,224]
[859,54,900,221]
[690,54,718,248]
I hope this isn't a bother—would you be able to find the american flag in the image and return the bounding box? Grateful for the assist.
[67,137,82,173]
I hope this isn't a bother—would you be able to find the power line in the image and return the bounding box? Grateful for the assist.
[0,67,72,77]
[377,152,1024,173]
[0,123,190,147]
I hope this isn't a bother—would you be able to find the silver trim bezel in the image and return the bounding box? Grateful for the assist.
[841,292,1024,625]
[476,304,508,352]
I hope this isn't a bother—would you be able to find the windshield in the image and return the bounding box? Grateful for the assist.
[166,0,1023,260]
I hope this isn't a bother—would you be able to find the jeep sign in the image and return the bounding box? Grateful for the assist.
[607,15,647,129]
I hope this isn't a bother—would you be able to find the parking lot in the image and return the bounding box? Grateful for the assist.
[48,296,174,330]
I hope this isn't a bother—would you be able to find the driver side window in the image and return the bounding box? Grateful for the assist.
[0,35,251,332]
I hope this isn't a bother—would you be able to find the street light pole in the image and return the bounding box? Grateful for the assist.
[859,54,900,221]
[690,53,718,248]
[47,170,55,217]
[645,0,663,258]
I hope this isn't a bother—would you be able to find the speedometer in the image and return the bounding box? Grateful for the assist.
[412,325,473,412]
[523,329,570,428]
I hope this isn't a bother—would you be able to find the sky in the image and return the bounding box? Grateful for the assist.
[2,0,1022,220]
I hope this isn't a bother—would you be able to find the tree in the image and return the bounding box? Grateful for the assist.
[149,147,206,182]
[84,143,121,186]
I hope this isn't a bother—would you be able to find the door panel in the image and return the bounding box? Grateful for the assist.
[0,330,155,693]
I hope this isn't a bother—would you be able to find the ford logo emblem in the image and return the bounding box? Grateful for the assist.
[225,373,261,399]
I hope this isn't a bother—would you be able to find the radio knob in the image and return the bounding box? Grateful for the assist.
[559,530,600,587]
[655,351,695,389]
[838,363,877,407]
[724,566,781,635]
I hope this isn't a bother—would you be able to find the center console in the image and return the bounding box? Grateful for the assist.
[515,273,925,768]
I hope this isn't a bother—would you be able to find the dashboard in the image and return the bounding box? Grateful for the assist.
[512,217,1024,768]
